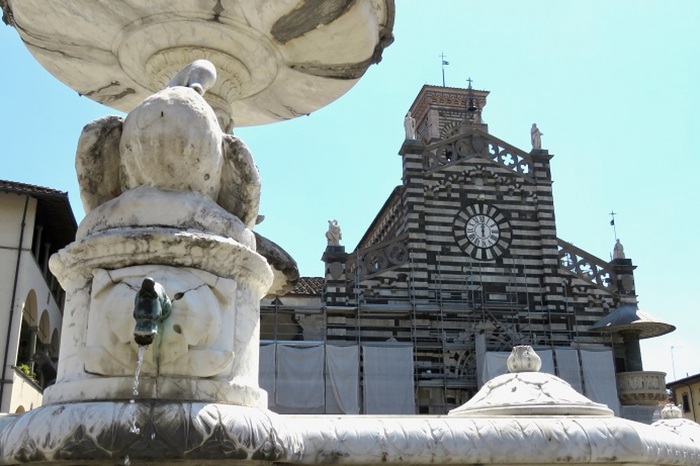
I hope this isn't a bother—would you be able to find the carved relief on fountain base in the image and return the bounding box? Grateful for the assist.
[617,371,669,406]
[46,191,273,407]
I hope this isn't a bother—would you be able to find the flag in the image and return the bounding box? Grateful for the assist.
[442,60,450,65]
[610,219,615,226]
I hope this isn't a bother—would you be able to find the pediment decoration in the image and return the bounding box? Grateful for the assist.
[346,234,410,282]
[558,239,614,292]
[423,127,533,180]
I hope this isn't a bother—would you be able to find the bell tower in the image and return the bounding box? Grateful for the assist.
[408,83,490,143]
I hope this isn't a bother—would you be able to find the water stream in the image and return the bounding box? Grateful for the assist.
[128,346,147,435]
[132,346,146,397]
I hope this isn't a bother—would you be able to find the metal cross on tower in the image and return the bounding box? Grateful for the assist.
[440,53,449,86]
[609,211,618,241]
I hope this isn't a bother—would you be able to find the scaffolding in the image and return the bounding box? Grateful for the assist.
[260,242,616,415]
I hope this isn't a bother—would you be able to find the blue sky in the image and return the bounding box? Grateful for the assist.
[1,1,698,382]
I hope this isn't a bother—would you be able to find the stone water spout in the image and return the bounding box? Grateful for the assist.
[132,277,172,347]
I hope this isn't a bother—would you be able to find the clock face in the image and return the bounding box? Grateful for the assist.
[453,204,511,261]
[465,214,500,248]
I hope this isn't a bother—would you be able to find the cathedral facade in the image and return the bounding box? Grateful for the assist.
[259,85,670,418]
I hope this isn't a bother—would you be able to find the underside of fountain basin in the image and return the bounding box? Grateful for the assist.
[4,0,395,128]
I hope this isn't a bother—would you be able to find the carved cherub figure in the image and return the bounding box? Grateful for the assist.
[75,60,260,229]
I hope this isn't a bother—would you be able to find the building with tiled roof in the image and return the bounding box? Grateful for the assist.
[0,180,77,413]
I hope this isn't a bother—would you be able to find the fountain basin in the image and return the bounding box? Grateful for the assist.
[4,0,395,128]
[0,401,699,465]
[0,402,301,464]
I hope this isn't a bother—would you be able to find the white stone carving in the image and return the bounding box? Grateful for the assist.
[0,402,304,463]
[326,219,342,246]
[1,398,699,465]
[450,346,613,418]
[614,238,626,259]
[660,403,684,419]
[167,58,217,95]
[7,0,395,126]
[47,85,278,406]
[531,123,543,149]
[83,266,235,378]
[506,344,542,372]
[404,111,416,140]
[76,86,261,229]
[47,225,272,406]
[616,371,668,405]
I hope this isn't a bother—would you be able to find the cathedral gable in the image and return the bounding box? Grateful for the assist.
[423,126,534,181]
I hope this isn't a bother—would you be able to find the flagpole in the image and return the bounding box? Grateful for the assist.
[439,53,448,87]
[609,211,618,241]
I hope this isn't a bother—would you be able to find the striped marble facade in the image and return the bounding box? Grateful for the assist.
[261,85,622,414]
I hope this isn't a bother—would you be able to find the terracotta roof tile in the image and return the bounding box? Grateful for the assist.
[0,179,77,248]
[0,179,67,196]
[290,277,324,296]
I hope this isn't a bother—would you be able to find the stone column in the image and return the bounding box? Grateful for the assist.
[621,329,643,372]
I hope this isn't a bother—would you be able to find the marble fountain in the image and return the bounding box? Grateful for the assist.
[1,1,699,464]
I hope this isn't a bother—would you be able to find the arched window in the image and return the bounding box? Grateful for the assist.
[16,291,39,385]
[17,292,37,365]
[30,311,57,389]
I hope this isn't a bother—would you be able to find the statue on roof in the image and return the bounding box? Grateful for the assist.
[404,112,417,140]
[613,239,625,260]
[531,123,543,150]
[326,219,342,246]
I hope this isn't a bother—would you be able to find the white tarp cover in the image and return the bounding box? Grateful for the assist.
[481,349,554,383]
[539,350,555,375]
[481,352,510,382]
[554,347,583,393]
[362,345,415,414]
[275,344,325,413]
[580,349,620,415]
[325,345,360,414]
[259,344,360,414]
[259,344,276,409]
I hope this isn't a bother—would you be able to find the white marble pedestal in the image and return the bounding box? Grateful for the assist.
[46,188,273,407]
